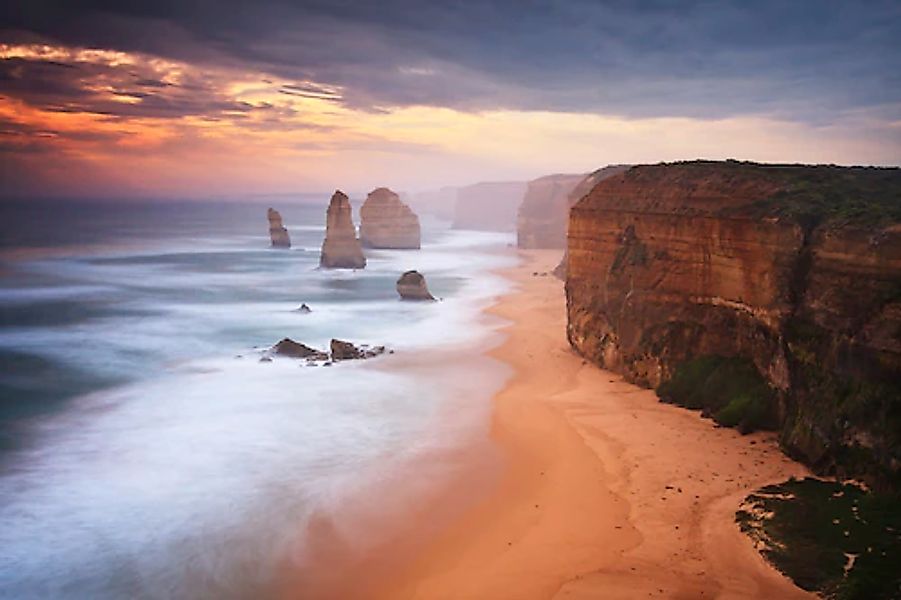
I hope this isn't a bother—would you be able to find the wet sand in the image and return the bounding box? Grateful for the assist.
[372,249,813,599]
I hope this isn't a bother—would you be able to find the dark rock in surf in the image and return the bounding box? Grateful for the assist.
[396,270,435,301]
[272,338,328,360]
[330,339,387,360]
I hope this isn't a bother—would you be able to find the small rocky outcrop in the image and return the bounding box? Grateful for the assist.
[330,339,386,360]
[320,190,366,269]
[268,208,291,248]
[272,338,328,360]
[396,270,435,300]
[360,188,421,249]
[295,303,312,314]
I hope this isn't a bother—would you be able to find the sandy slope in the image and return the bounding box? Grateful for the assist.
[374,250,814,600]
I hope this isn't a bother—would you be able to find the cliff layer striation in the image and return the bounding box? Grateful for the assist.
[565,161,901,489]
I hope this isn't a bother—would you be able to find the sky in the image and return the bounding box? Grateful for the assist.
[1,0,899,199]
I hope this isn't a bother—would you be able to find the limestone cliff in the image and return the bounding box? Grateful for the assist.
[452,181,527,231]
[359,187,421,249]
[320,190,366,269]
[267,207,291,248]
[516,173,585,249]
[565,161,901,489]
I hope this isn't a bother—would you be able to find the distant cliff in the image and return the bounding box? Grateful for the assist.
[359,187,421,249]
[516,173,585,249]
[565,161,901,489]
[406,187,457,222]
[453,181,527,232]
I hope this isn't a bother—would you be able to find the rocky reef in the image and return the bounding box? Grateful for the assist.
[453,181,528,231]
[320,190,366,269]
[359,187,421,249]
[267,208,291,248]
[396,270,435,300]
[565,160,901,489]
[266,337,387,363]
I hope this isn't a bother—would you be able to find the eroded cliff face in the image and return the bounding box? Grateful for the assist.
[565,161,901,489]
[320,190,366,269]
[359,187,421,249]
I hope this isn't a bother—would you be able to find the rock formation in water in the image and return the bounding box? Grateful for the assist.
[396,270,435,300]
[267,208,291,248]
[516,174,585,249]
[452,181,528,231]
[272,338,328,360]
[295,303,312,314]
[552,165,631,278]
[320,190,366,269]
[330,339,387,360]
[359,187,421,249]
[565,160,901,490]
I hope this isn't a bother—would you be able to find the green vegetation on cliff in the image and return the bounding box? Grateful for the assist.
[784,318,901,490]
[736,478,901,599]
[669,160,901,227]
[657,355,778,433]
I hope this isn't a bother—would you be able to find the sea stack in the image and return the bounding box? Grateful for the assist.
[267,208,291,248]
[396,270,435,300]
[320,190,366,269]
[359,187,421,249]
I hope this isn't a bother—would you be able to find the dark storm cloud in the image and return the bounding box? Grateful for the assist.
[2,0,899,121]
[0,54,270,121]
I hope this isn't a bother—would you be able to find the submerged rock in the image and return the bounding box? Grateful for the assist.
[359,187,421,249]
[330,339,386,360]
[320,190,366,269]
[396,270,435,301]
[268,208,291,248]
[272,338,328,360]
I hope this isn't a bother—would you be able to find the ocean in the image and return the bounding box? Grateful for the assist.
[0,200,514,598]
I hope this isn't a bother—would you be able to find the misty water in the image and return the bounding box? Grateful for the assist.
[0,200,514,598]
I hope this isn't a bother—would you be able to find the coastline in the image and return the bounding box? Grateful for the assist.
[368,249,815,599]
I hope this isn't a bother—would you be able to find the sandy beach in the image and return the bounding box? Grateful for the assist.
[363,249,814,600]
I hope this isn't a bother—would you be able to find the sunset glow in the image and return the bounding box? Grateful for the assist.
[1,2,899,198]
